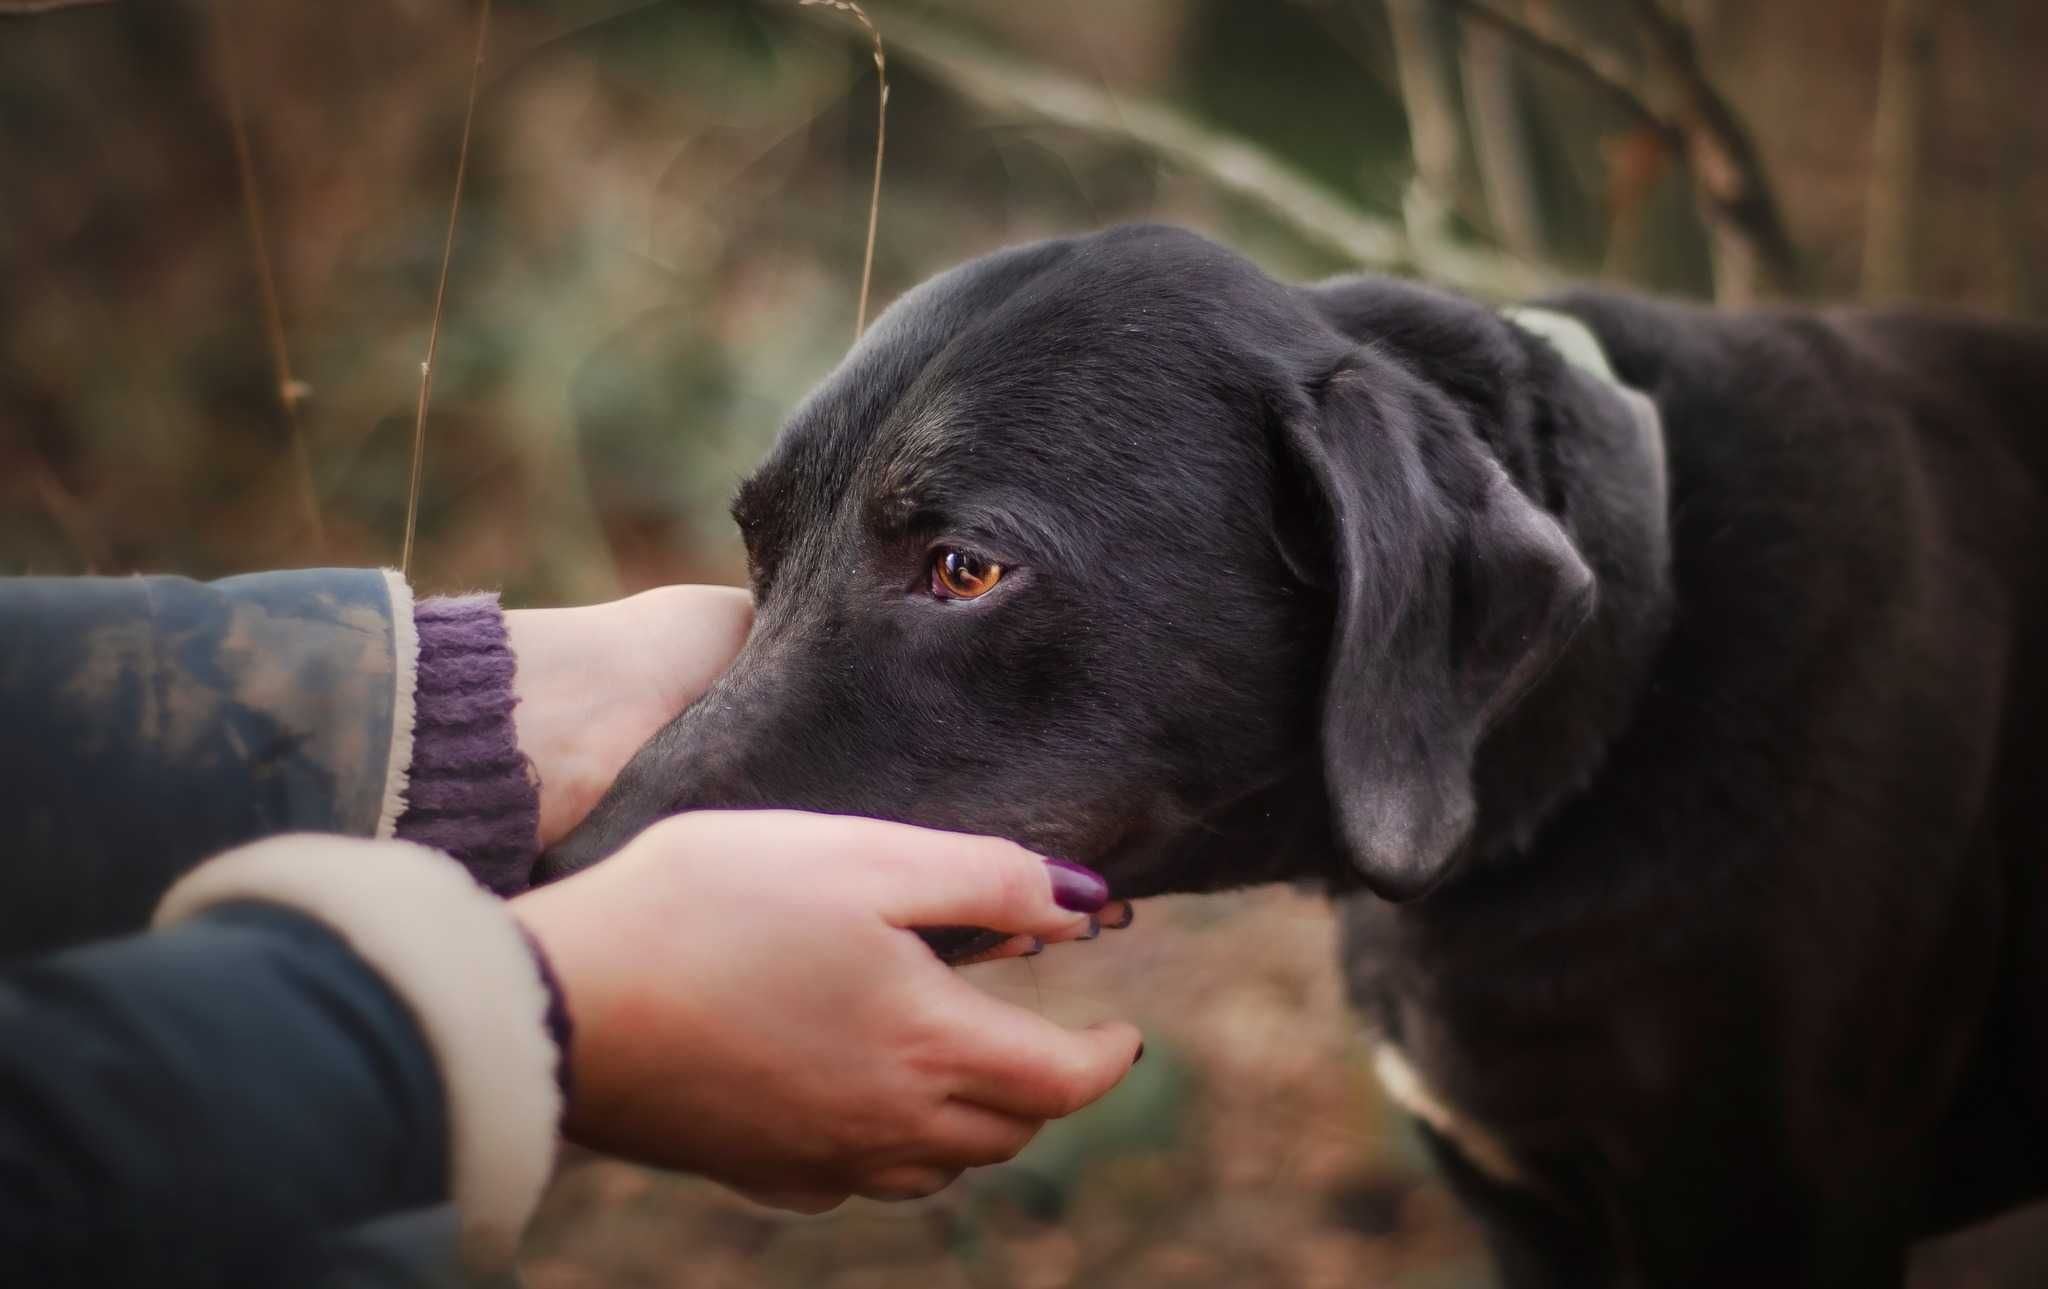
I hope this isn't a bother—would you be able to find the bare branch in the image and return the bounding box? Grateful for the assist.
[883,11,1556,300]
[1447,0,1799,301]
[211,0,323,553]
[402,0,491,579]
[1619,0,1800,298]
[1447,0,1671,139]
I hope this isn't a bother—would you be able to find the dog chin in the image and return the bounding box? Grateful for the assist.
[1069,822,1215,901]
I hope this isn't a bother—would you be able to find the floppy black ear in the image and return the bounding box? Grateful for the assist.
[1279,359,1595,900]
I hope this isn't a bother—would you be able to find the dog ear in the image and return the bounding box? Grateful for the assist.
[1277,361,1595,900]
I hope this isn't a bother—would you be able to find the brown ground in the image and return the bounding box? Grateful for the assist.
[518,887,1497,1289]
[516,884,2048,1288]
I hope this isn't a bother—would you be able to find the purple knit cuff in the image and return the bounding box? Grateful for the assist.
[394,594,541,896]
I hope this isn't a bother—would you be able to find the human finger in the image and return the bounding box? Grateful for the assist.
[861,826,1106,935]
[935,1002,1143,1121]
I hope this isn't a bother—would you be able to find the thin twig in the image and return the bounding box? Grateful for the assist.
[402,0,491,578]
[212,0,324,553]
[800,0,888,341]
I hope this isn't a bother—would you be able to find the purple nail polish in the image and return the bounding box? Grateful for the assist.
[1082,915,1101,941]
[1107,902,1136,930]
[1044,858,1109,913]
[1023,937,1045,957]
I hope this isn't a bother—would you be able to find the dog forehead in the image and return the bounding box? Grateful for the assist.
[744,226,1304,522]
[739,240,1087,517]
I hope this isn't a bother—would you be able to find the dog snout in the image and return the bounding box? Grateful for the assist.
[533,694,777,883]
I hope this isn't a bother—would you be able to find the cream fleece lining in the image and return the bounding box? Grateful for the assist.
[375,569,419,841]
[155,835,561,1270]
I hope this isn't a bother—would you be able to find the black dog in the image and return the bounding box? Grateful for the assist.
[541,225,2048,1287]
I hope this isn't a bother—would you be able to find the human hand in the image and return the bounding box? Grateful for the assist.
[504,585,751,848]
[509,810,1143,1211]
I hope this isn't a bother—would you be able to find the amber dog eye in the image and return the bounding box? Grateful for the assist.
[932,549,1004,600]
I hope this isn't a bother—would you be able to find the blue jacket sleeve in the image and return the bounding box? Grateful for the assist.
[0,902,449,1286]
[0,570,408,958]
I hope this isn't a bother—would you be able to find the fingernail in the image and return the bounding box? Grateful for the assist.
[1082,915,1101,941]
[1133,1042,1145,1066]
[1044,858,1109,913]
[1022,937,1045,957]
[1106,901,1135,930]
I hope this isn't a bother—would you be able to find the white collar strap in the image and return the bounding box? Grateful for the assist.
[1502,306,1622,384]
[1502,305,1667,515]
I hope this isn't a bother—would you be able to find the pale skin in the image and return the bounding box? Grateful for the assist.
[503,584,758,850]
[500,587,1141,1212]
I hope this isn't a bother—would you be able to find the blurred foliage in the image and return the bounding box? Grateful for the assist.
[3,1,2046,1284]
[6,0,2040,594]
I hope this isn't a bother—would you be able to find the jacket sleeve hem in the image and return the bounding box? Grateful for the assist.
[154,835,560,1270]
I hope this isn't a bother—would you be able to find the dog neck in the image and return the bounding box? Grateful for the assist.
[1461,306,1675,866]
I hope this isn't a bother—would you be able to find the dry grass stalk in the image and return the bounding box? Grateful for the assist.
[27,459,110,572]
[402,0,492,577]
[212,0,324,553]
[799,0,887,340]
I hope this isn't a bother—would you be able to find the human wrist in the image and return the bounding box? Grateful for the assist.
[505,585,754,851]
[502,600,625,850]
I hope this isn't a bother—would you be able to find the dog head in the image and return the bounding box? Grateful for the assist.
[540,225,1598,902]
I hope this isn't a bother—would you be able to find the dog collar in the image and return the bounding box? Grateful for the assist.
[1503,306,1667,512]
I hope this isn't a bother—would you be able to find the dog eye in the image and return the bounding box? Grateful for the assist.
[931,549,1004,600]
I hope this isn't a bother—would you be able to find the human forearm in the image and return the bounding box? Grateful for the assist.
[0,834,566,1282]
[0,570,411,954]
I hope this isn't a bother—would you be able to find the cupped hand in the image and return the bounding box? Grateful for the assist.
[510,810,1143,1212]
[504,585,752,848]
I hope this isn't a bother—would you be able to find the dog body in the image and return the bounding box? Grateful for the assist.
[1335,287,2048,1286]
[545,226,2048,1286]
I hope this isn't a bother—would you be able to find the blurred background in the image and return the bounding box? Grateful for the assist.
[2,1,2044,1285]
